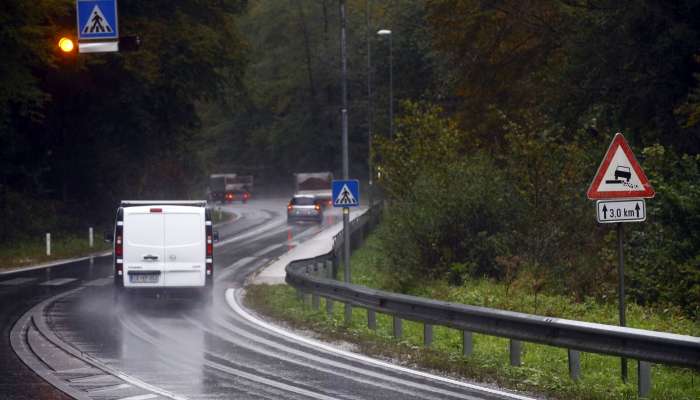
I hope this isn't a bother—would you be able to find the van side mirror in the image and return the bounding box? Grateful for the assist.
[104,231,114,243]
[213,230,220,242]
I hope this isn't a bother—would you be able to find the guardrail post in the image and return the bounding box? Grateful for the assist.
[344,303,352,326]
[568,349,581,381]
[367,309,376,330]
[46,233,51,256]
[638,361,651,398]
[463,331,473,357]
[312,293,320,310]
[393,316,402,339]
[89,227,94,248]
[509,340,522,367]
[424,324,433,347]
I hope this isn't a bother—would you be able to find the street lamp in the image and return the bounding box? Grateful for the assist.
[377,29,393,138]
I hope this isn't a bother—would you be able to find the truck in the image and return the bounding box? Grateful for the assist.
[293,172,333,207]
[209,173,252,203]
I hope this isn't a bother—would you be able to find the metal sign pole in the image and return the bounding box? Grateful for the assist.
[617,222,627,382]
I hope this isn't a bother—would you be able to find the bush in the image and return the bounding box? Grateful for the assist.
[624,145,700,317]
[378,155,512,291]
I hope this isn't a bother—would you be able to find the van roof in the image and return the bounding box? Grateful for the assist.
[120,200,207,207]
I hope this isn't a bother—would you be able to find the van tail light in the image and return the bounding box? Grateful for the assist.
[244,193,250,199]
[115,236,123,256]
[115,223,123,276]
[225,192,234,200]
[314,204,321,211]
[205,220,213,277]
[287,203,293,211]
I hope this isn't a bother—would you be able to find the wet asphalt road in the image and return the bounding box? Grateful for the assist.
[1,198,527,400]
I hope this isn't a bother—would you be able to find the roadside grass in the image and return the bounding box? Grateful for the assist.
[245,235,700,400]
[0,233,110,270]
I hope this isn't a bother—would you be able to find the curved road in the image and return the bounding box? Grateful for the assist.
[2,198,532,400]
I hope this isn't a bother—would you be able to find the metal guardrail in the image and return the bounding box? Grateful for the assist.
[285,204,700,397]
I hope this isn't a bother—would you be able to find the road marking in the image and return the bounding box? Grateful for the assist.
[190,315,462,400]
[120,314,338,400]
[87,383,132,392]
[227,289,535,400]
[40,278,77,286]
[0,277,37,285]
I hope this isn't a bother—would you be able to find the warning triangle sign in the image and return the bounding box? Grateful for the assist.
[335,184,358,205]
[587,132,655,199]
[81,5,113,34]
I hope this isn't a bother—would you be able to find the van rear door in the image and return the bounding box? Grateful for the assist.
[163,207,205,287]
[123,208,165,287]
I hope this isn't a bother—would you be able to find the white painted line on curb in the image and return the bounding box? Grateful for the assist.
[0,251,111,276]
[0,277,37,285]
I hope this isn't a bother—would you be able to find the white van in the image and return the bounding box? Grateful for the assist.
[111,201,218,302]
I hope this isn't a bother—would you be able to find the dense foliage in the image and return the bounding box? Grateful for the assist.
[0,0,247,241]
[370,1,700,316]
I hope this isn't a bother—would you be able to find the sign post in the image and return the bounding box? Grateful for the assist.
[587,132,655,383]
[332,179,360,284]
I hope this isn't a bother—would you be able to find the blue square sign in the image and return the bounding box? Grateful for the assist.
[332,180,360,208]
[77,0,119,40]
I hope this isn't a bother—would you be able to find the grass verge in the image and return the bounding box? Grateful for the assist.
[244,235,700,400]
[0,233,110,271]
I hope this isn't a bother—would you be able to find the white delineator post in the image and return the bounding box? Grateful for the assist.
[46,233,51,256]
[89,227,94,248]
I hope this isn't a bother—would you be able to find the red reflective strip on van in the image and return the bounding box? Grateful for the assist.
[150,208,162,213]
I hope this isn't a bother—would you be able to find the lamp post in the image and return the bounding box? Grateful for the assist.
[366,0,373,209]
[377,29,393,138]
[340,0,351,288]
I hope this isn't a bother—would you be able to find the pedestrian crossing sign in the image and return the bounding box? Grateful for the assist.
[332,180,360,208]
[77,0,118,41]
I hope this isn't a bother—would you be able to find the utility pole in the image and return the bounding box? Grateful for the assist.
[339,0,350,283]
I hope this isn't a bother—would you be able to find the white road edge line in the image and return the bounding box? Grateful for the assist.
[227,288,536,400]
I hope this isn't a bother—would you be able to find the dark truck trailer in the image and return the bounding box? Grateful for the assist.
[208,173,252,203]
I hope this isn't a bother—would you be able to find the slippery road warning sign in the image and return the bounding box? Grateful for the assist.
[587,132,655,199]
[332,180,360,207]
[596,199,646,223]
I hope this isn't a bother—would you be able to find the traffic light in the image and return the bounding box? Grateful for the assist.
[58,37,75,53]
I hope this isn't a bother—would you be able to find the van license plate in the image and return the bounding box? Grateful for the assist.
[130,274,159,283]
